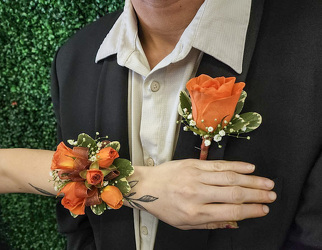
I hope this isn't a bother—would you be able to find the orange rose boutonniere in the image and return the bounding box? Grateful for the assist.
[178,74,262,160]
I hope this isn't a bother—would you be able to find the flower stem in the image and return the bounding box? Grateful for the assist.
[199,138,209,160]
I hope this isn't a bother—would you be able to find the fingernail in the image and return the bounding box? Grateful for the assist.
[247,164,255,171]
[265,180,275,189]
[263,205,270,214]
[268,192,277,201]
[223,222,239,229]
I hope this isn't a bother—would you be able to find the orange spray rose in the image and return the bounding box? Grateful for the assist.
[60,182,99,215]
[101,186,123,209]
[86,169,104,186]
[60,182,87,215]
[51,142,89,171]
[97,147,119,168]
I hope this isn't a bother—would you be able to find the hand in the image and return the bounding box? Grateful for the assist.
[125,159,276,230]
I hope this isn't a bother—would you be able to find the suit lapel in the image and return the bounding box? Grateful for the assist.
[168,1,266,249]
[95,55,130,159]
[94,56,136,249]
[173,0,266,162]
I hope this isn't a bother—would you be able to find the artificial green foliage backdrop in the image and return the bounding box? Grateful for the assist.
[0,0,124,249]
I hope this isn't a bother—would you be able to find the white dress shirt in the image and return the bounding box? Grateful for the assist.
[96,0,252,249]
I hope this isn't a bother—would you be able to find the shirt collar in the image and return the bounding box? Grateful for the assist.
[95,0,252,74]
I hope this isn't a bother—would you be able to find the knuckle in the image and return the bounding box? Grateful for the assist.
[212,161,226,171]
[184,206,199,222]
[184,159,200,172]
[179,185,198,199]
[225,171,237,185]
[178,159,191,170]
[257,190,266,202]
[249,176,258,187]
[179,167,198,183]
[231,186,244,203]
[231,204,243,221]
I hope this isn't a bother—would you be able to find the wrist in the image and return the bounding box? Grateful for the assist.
[123,165,159,211]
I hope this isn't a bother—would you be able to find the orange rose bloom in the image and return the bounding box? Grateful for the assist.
[101,186,123,209]
[60,182,87,215]
[86,169,104,186]
[186,75,245,131]
[51,142,89,171]
[97,147,119,168]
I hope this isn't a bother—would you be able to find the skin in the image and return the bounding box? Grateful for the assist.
[0,0,277,231]
[131,0,205,69]
[0,149,276,230]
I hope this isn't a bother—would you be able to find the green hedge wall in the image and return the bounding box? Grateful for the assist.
[0,1,124,249]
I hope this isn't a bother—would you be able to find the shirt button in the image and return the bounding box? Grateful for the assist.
[141,226,148,235]
[150,81,160,92]
[146,157,155,166]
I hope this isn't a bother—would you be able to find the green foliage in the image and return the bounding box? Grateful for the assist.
[111,158,134,194]
[234,90,247,115]
[178,90,192,116]
[90,202,107,216]
[77,133,98,152]
[0,0,124,249]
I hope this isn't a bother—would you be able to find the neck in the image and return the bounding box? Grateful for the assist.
[131,0,204,69]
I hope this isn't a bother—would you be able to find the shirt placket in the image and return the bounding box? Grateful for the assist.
[139,71,164,249]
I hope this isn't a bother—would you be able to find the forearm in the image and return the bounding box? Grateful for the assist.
[0,148,56,195]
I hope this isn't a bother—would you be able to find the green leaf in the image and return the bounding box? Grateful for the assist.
[178,90,192,116]
[84,180,92,189]
[79,170,87,179]
[70,211,78,218]
[112,177,131,194]
[239,112,262,133]
[226,116,249,133]
[113,158,134,178]
[234,90,247,115]
[101,168,113,177]
[91,202,107,215]
[77,133,97,152]
[89,161,99,170]
[105,141,120,152]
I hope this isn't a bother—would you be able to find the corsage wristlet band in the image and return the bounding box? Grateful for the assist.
[50,133,134,217]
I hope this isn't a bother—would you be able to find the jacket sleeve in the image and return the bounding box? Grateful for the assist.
[283,150,322,249]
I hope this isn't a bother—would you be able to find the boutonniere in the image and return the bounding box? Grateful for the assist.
[178,74,262,160]
[50,133,134,217]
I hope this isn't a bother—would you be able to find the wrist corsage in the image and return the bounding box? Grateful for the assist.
[178,74,262,160]
[50,133,133,217]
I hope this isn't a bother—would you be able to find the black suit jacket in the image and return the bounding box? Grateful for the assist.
[51,0,322,249]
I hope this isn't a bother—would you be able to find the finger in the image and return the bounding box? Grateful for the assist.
[190,204,269,225]
[179,221,239,230]
[195,160,255,174]
[200,186,277,204]
[199,171,275,190]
